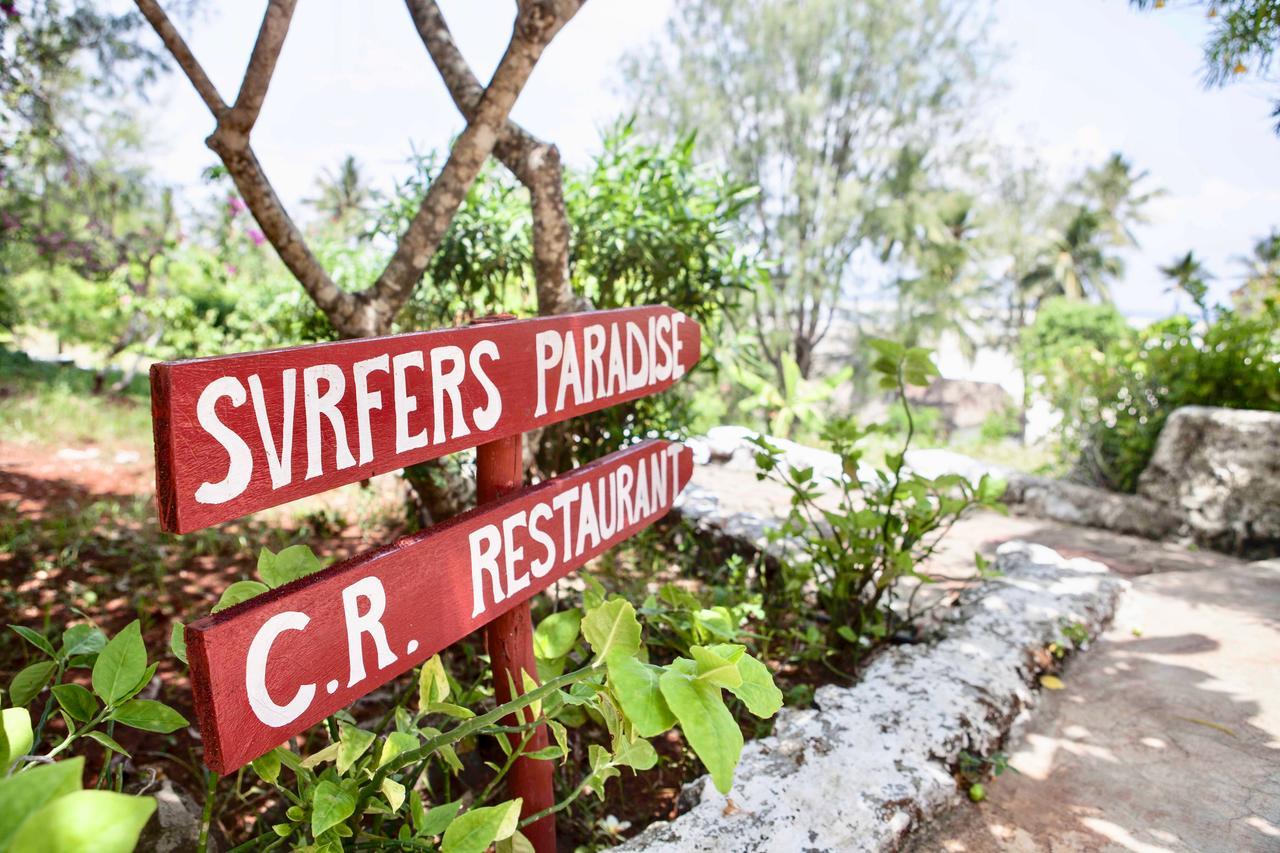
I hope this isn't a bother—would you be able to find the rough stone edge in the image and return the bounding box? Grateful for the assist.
[619,541,1127,853]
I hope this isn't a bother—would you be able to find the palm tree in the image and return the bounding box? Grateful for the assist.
[1020,206,1123,305]
[1160,250,1212,317]
[1079,152,1163,248]
[1233,230,1280,314]
[305,155,370,228]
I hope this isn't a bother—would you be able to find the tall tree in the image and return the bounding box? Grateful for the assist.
[305,154,371,231]
[623,0,995,382]
[135,0,586,340]
[1130,0,1280,132]
[1020,206,1125,304]
[1233,228,1280,311]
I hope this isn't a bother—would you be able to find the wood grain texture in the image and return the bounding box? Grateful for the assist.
[151,306,700,533]
[186,439,693,774]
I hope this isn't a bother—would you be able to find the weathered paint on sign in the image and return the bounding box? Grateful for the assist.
[185,439,693,774]
[151,306,700,533]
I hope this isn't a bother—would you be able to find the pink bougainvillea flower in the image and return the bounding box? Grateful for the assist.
[247,228,265,246]
[228,196,247,215]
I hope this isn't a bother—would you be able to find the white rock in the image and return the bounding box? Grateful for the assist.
[621,542,1126,852]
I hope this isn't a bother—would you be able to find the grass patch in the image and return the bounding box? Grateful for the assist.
[0,347,153,447]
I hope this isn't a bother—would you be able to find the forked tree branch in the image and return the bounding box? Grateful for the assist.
[405,0,578,317]
[136,0,585,338]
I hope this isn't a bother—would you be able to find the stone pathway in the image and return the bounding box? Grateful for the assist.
[908,549,1280,853]
[683,447,1279,851]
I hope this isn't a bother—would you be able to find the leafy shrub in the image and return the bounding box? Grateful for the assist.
[751,341,1006,658]
[1024,298,1280,491]
[168,546,780,849]
[3,620,187,851]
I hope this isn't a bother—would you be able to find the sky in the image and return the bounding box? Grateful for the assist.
[140,0,1280,319]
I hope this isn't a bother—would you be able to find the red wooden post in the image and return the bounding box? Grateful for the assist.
[477,434,556,851]
[471,312,554,852]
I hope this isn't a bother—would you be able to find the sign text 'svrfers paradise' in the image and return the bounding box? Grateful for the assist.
[187,440,692,775]
[151,306,699,533]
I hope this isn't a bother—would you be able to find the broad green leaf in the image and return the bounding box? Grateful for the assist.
[59,624,106,659]
[416,799,462,837]
[259,544,323,589]
[658,659,743,794]
[251,749,282,784]
[169,622,187,665]
[1,707,33,772]
[611,734,658,770]
[91,621,146,705]
[496,830,536,853]
[211,581,270,613]
[441,799,522,853]
[9,625,55,657]
[418,654,450,709]
[51,683,98,723]
[110,699,188,733]
[606,652,674,737]
[8,789,154,853]
[381,777,406,813]
[691,645,743,689]
[336,723,376,774]
[722,650,783,719]
[9,661,57,708]
[533,610,581,661]
[85,730,130,757]
[119,662,158,704]
[581,599,641,666]
[378,731,419,768]
[426,702,476,720]
[0,756,83,847]
[584,744,620,798]
[300,741,339,769]
[311,780,356,838]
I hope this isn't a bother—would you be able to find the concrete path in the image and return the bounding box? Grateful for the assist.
[909,553,1280,852]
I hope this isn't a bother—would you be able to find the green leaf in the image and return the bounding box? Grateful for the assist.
[51,683,98,723]
[9,625,55,657]
[59,624,106,659]
[110,699,188,733]
[259,544,323,589]
[691,645,743,689]
[496,830,536,853]
[336,723,376,774]
[0,756,83,847]
[721,650,783,719]
[581,599,641,666]
[310,780,356,838]
[417,799,461,837]
[441,799,522,853]
[1,707,33,772]
[378,731,419,768]
[169,622,187,665]
[606,652,675,737]
[9,661,56,708]
[533,610,581,661]
[381,777,406,813]
[8,789,154,853]
[119,662,158,704]
[658,658,743,794]
[85,730,131,757]
[211,580,270,613]
[299,742,339,769]
[611,734,658,770]
[418,654,450,709]
[251,749,282,784]
[91,620,146,705]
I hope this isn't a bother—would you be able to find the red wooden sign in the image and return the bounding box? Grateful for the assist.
[151,306,700,533]
[186,440,693,775]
